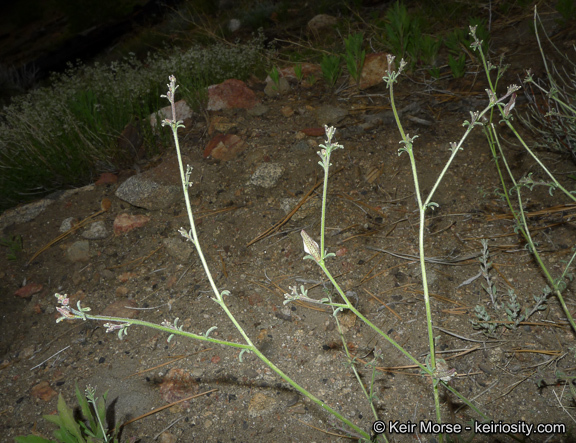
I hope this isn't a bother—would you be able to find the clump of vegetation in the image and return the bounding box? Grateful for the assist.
[343,32,365,86]
[0,36,264,212]
[371,1,489,78]
[320,53,342,88]
[16,384,119,443]
[0,64,39,105]
[520,12,576,164]
[0,234,23,260]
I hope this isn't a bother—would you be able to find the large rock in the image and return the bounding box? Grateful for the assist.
[307,14,338,37]
[116,175,180,210]
[357,52,392,90]
[203,134,246,161]
[207,79,260,111]
[150,99,193,129]
[115,155,189,210]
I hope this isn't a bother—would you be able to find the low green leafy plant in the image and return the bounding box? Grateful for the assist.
[15,385,118,443]
[320,53,342,88]
[306,73,317,86]
[293,63,304,83]
[267,65,281,91]
[419,34,442,66]
[444,18,489,79]
[343,32,365,86]
[471,305,498,336]
[448,53,466,78]
[427,66,441,79]
[0,234,23,260]
[180,73,210,116]
[382,0,421,62]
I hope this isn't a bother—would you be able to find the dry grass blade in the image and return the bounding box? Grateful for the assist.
[486,203,576,221]
[363,287,403,321]
[246,179,323,247]
[117,389,218,430]
[336,192,389,218]
[124,349,212,379]
[509,349,563,356]
[246,167,343,246]
[365,245,482,266]
[106,245,163,270]
[27,198,111,265]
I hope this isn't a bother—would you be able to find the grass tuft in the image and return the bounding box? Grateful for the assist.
[0,36,264,213]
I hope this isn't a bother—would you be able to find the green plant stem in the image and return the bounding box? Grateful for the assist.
[320,150,330,265]
[68,313,255,349]
[472,26,576,203]
[500,119,576,202]
[320,261,430,373]
[386,53,509,432]
[490,125,576,333]
[333,305,381,426]
[162,78,370,440]
[62,310,369,439]
[388,65,441,427]
[88,393,109,442]
[315,259,488,421]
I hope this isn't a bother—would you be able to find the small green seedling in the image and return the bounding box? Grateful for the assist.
[0,234,22,260]
[343,32,365,86]
[15,384,118,443]
[448,53,466,78]
[320,54,342,88]
[294,63,303,83]
[268,66,281,90]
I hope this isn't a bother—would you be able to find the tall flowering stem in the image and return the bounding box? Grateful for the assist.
[317,126,343,265]
[52,77,371,441]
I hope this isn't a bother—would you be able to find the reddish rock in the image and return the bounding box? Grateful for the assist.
[358,53,392,90]
[31,381,58,402]
[281,106,294,117]
[113,213,150,235]
[117,272,137,283]
[207,79,260,111]
[14,283,43,299]
[208,115,237,135]
[301,127,325,137]
[248,293,263,306]
[95,173,118,186]
[204,134,246,161]
[159,368,199,407]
